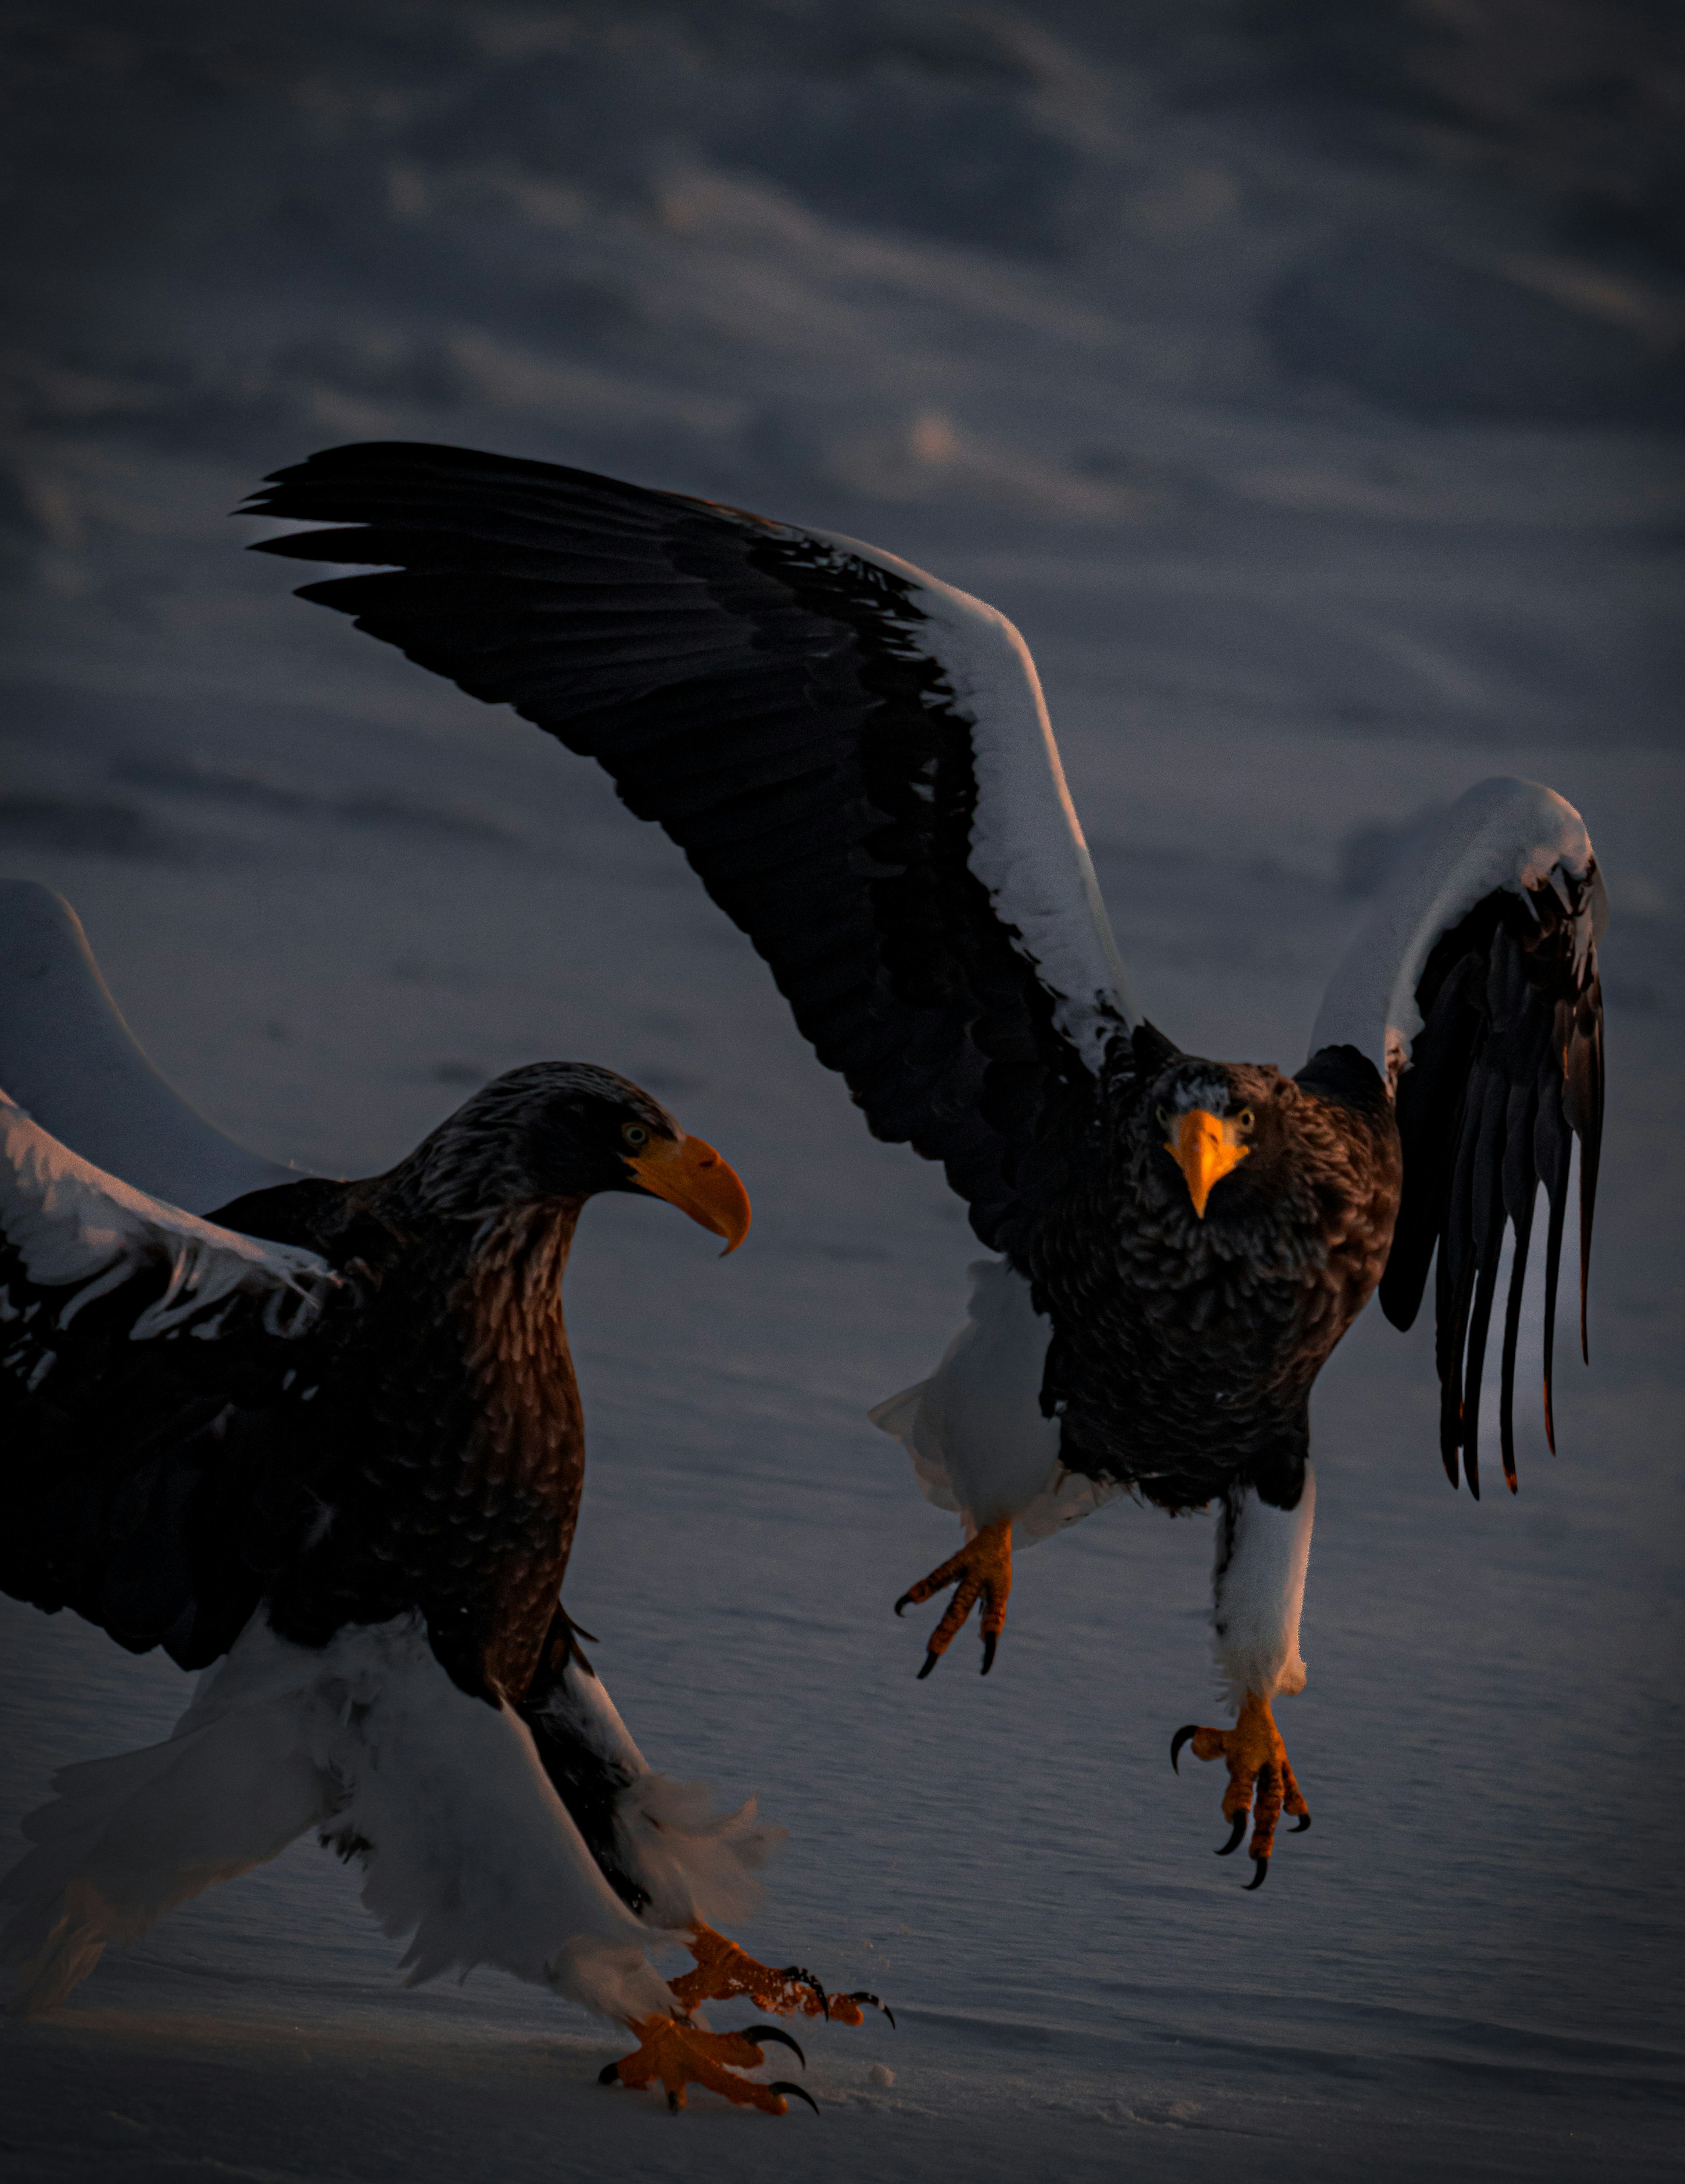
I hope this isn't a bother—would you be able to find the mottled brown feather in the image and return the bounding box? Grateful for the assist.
[456,1199,588,1703]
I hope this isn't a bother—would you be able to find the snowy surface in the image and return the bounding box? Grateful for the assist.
[0,4,1681,2178]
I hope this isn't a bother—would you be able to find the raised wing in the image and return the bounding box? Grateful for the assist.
[1309,778,1606,1495]
[0,880,301,1214]
[0,1096,345,1664]
[245,442,1133,1258]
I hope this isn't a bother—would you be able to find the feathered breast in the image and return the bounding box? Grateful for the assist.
[450,1198,589,1703]
[460,1200,585,1486]
[258,1194,591,1705]
[1037,1074,1400,1509]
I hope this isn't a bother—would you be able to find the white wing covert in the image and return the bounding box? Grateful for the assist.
[0,1099,345,1666]
[0,881,300,1214]
[1308,777,1606,1494]
[0,1095,337,1361]
[246,442,1134,1258]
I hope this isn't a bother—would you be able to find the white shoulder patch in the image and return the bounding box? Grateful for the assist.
[1309,777,1604,1083]
[0,1095,337,1350]
[813,533,1134,1075]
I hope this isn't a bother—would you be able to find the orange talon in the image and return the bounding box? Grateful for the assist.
[669,1923,828,2019]
[1170,1691,1311,1883]
[602,2014,816,2115]
[895,1519,1014,1676]
[666,1922,888,2027]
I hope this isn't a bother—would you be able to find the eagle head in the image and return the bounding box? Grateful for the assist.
[1139,1057,1301,1226]
[387,1061,751,1250]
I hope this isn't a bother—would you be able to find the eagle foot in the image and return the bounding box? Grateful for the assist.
[601,2014,817,2115]
[668,1922,885,2026]
[895,1519,1013,1677]
[1170,1691,1310,1883]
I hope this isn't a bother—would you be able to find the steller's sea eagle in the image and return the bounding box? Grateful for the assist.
[245,442,1607,1886]
[0,881,882,2113]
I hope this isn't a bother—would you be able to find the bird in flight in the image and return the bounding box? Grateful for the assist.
[246,442,1607,1888]
[0,882,878,2113]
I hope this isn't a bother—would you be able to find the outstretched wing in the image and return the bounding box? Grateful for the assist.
[0,879,302,1213]
[245,442,1133,1258]
[1309,778,1606,1495]
[0,1096,347,1664]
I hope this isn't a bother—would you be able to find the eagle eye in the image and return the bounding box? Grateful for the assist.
[1156,1105,1173,1129]
[622,1122,649,1148]
[1236,1108,1255,1131]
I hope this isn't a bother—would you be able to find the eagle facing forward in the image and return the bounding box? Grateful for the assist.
[246,442,1607,1887]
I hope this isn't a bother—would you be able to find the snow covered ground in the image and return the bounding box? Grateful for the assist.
[1,4,1681,2177]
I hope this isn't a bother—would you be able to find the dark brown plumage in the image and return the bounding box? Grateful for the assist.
[206,1175,589,1709]
[0,1035,862,2055]
[0,1062,749,1710]
[241,444,1603,1519]
[1036,1037,1402,1517]
[238,441,1608,1886]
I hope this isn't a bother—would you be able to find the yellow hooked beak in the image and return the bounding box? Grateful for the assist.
[1164,1109,1251,1220]
[626,1133,752,1254]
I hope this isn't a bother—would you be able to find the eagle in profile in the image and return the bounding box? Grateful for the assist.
[0,882,881,2113]
[247,442,1606,1887]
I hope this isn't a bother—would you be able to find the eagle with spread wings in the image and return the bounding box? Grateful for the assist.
[0,882,887,2112]
[240,440,1604,1890]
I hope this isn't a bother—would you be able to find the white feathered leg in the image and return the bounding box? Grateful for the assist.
[2,1613,675,2022]
[1211,1469,1316,1711]
[314,1627,670,2022]
[871,1258,1118,1675]
[528,1657,868,2042]
[529,1656,782,1935]
[871,1257,1114,1539]
[1172,1470,1317,1885]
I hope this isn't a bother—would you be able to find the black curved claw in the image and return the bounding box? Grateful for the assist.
[667,2090,681,2112]
[769,2080,820,2116]
[1170,1724,1198,1774]
[778,1966,828,2019]
[981,1629,997,1675]
[744,2024,807,2068]
[894,1592,914,1618]
[1291,1813,1312,1833]
[1244,1857,1269,1891]
[850,1991,896,2030]
[1215,1811,1248,1857]
[598,2060,622,2086]
[916,1650,940,1680]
